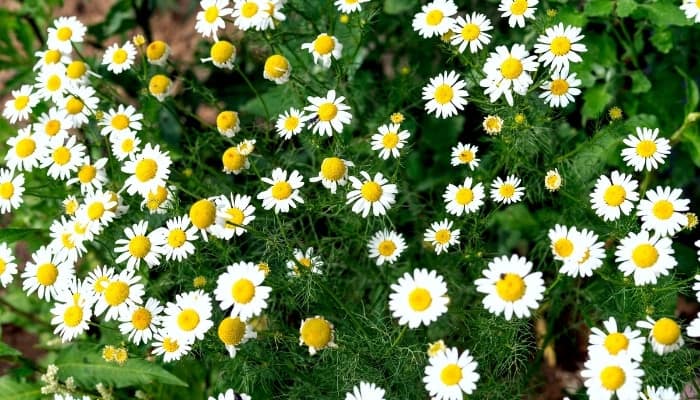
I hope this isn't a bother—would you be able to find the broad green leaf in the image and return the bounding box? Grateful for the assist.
[582,85,613,120]
[674,67,699,116]
[0,229,45,244]
[640,2,692,26]
[616,0,638,17]
[630,71,651,94]
[0,376,41,400]
[584,0,614,17]
[650,28,673,53]
[384,0,417,14]
[681,124,700,167]
[0,341,21,357]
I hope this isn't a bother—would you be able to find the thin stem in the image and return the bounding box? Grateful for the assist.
[391,325,408,348]
[235,65,270,121]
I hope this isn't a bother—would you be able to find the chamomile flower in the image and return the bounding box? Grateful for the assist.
[309,157,354,194]
[450,143,480,169]
[475,254,545,320]
[195,0,232,41]
[32,49,69,72]
[301,33,343,68]
[621,127,671,172]
[346,171,397,217]
[490,175,525,204]
[371,124,410,159]
[188,198,219,241]
[41,135,86,181]
[35,64,69,103]
[61,86,99,128]
[548,224,585,264]
[221,146,250,175]
[163,289,214,343]
[114,220,165,270]
[615,230,677,286]
[67,157,108,194]
[257,168,305,213]
[636,186,690,237]
[640,386,680,400]
[141,185,175,214]
[539,72,582,108]
[47,16,86,53]
[482,115,503,135]
[299,316,337,355]
[258,0,287,30]
[119,298,163,345]
[152,215,199,262]
[5,128,45,172]
[498,0,538,28]
[424,219,460,255]
[3,84,39,124]
[62,195,79,216]
[263,54,291,84]
[201,40,237,69]
[590,171,639,221]
[48,216,87,264]
[588,317,645,361]
[681,0,700,22]
[232,0,267,31]
[411,0,458,39]
[215,111,240,137]
[148,74,173,101]
[121,143,172,196]
[84,265,115,298]
[22,246,74,302]
[93,268,145,321]
[209,389,252,400]
[75,190,117,235]
[534,23,587,74]
[422,71,468,119]
[368,229,407,266]
[544,169,562,191]
[480,44,539,106]
[217,316,257,358]
[34,108,71,140]
[64,60,94,89]
[303,89,353,137]
[0,242,18,287]
[214,261,271,320]
[389,268,449,328]
[211,193,256,239]
[450,13,493,53]
[581,352,644,400]
[345,382,386,400]
[0,168,25,214]
[102,41,137,74]
[560,228,605,278]
[424,347,480,400]
[50,278,95,342]
[443,177,485,216]
[110,131,141,161]
[636,316,684,355]
[687,314,700,337]
[146,40,170,66]
[287,247,324,276]
[275,108,305,139]
[152,330,192,362]
[100,104,143,137]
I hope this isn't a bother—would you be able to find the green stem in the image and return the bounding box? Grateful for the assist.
[235,65,270,121]
[391,325,408,348]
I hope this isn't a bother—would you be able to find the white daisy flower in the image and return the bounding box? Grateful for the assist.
[22,245,74,302]
[35,64,69,103]
[148,74,173,102]
[534,23,587,74]
[450,143,480,169]
[215,108,239,134]
[636,186,690,237]
[590,171,639,221]
[482,115,503,135]
[548,224,585,264]
[6,127,46,172]
[257,168,304,214]
[345,382,385,400]
[48,216,87,265]
[163,289,214,344]
[581,352,644,400]
[559,228,605,278]
[615,230,676,286]
[490,175,525,204]
[32,49,69,72]
[480,44,539,106]
[450,13,493,53]
[424,346,480,399]
[102,41,137,74]
[411,0,458,39]
[299,316,337,355]
[74,190,117,236]
[232,0,267,31]
[110,130,142,161]
[195,0,232,41]
[636,316,684,355]
[214,261,271,320]
[475,254,545,320]
[66,156,109,194]
[60,86,99,128]
[301,33,343,68]
[336,0,370,13]
[0,242,18,287]
[47,16,86,53]
[201,40,237,69]
[368,229,406,266]
[263,54,291,84]
[188,198,219,241]
[40,135,86,181]
[152,330,192,362]
[146,40,170,66]
[588,317,645,361]
[346,171,397,217]
[498,0,538,28]
[152,215,199,262]
[424,219,460,255]
[221,146,250,175]
[119,298,163,345]
[443,177,485,216]
[64,60,95,89]
[681,0,700,22]
[114,220,165,270]
[62,195,79,216]
[687,313,700,338]
[640,386,680,400]
[50,278,95,342]
[34,108,71,140]
[275,108,305,139]
[422,70,468,119]
[216,316,257,358]
[84,265,115,298]
[371,123,410,159]
[303,89,353,137]
[539,71,582,108]
[0,168,25,214]
[389,268,449,328]
[544,169,562,192]
[621,127,671,172]
[210,193,256,239]
[309,157,354,194]
[121,143,172,196]
[287,247,324,276]
[3,84,39,124]
[209,389,252,400]
[100,104,143,138]
[257,0,286,31]
[93,268,145,321]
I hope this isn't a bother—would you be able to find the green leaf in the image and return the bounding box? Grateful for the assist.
[650,28,673,53]
[630,71,652,94]
[640,2,692,26]
[0,229,45,244]
[680,124,700,167]
[0,376,41,400]
[582,85,613,120]
[384,0,417,14]
[674,67,699,116]
[616,0,638,17]
[584,0,614,17]
[0,341,21,357]
[55,348,188,388]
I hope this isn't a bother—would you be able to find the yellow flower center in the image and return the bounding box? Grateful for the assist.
[455,188,474,205]
[87,202,105,221]
[553,238,573,258]
[433,84,454,105]
[232,278,256,304]
[63,305,83,327]
[484,116,502,132]
[65,97,84,115]
[130,307,152,330]
[93,276,109,294]
[0,259,6,275]
[167,228,187,248]
[499,184,516,198]
[45,120,61,136]
[283,116,299,131]
[45,49,61,64]
[111,114,130,130]
[510,0,528,15]
[501,57,523,80]
[636,140,657,158]
[652,200,674,220]
[52,146,71,165]
[15,138,36,158]
[162,337,180,352]
[300,317,332,349]
[313,34,335,55]
[434,229,451,244]
[631,244,659,268]
[217,111,238,131]
[104,281,130,306]
[299,258,312,268]
[204,6,219,23]
[211,41,235,64]
[317,103,338,122]
[440,364,463,386]
[603,185,626,206]
[546,174,560,189]
[146,186,168,210]
[190,199,217,229]
[147,41,167,60]
[222,147,246,172]
[57,27,72,41]
[149,75,171,95]
[361,181,382,202]
[382,132,400,149]
[458,151,474,163]
[78,165,97,183]
[242,2,259,18]
[128,235,151,258]
[461,23,480,41]
[46,75,62,92]
[408,288,432,311]
[652,318,681,345]
[550,36,572,56]
[425,9,444,26]
[193,276,207,288]
[218,317,246,345]
[604,332,629,355]
[496,273,526,301]
[66,61,87,79]
[377,240,396,257]
[549,79,569,96]
[135,158,157,182]
[320,157,346,181]
[36,263,58,286]
[0,182,13,199]
[600,366,626,391]
[61,233,75,249]
[225,207,245,229]
[13,96,29,111]
[112,48,128,64]
[264,54,289,78]
[121,138,134,153]
[177,309,200,331]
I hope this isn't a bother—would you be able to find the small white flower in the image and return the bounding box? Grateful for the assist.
[303,90,353,137]
[443,177,485,216]
[636,316,684,355]
[346,171,397,218]
[621,127,671,172]
[367,229,406,266]
[102,41,137,74]
[411,0,458,39]
[450,13,493,53]
[424,219,460,255]
[371,124,410,159]
[450,143,479,169]
[389,268,449,328]
[422,71,468,119]
[490,175,525,204]
[423,347,480,399]
[636,186,689,237]
[257,168,305,214]
[301,33,343,68]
